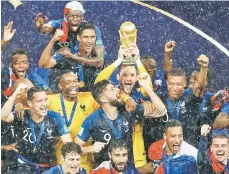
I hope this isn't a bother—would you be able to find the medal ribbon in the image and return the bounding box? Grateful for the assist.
[167,97,182,120]
[60,94,77,127]
[101,110,122,139]
[29,117,45,151]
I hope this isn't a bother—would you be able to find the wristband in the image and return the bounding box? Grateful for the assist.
[136,59,142,67]
[113,59,122,68]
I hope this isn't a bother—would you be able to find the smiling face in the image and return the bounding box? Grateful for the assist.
[59,73,80,101]
[28,91,48,117]
[77,28,96,56]
[66,10,84,32]
[117,65,137,95]
[11,54,29,79]
[167,75,186,101]
[211,136,229,165]
[101,83,122,107]
[142,59,157,79]
[109,147,128,172]
[164,126,183,155]
[62,152,81,174]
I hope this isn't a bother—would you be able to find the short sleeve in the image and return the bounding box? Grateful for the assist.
[46,19,63,29]
[42,166,58,174]
[77,113,96,142]
[53,53,64,62]
[95,26,103,46]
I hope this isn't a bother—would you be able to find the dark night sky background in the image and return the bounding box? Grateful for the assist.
[1,1,229,92]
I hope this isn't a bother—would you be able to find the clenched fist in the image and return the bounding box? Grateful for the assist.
[93,142,106,153]
[197,54,209,67]
[201,124,211,136]
[165,40,176,54]
[52,29,64,42]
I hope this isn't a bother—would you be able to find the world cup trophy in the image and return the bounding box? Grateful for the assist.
[119,22,137,64]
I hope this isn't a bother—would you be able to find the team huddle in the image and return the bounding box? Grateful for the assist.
[1,1,229,174]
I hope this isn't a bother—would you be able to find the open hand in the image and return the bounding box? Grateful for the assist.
[3,21,16,42]
[137,73,151,88]
[35,13,48,29]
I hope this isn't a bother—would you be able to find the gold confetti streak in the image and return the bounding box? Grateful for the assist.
[131,0,229,57]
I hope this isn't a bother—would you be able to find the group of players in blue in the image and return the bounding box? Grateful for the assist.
[1,1,229,174]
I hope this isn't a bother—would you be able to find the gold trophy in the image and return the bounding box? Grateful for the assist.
[119,22,137,64]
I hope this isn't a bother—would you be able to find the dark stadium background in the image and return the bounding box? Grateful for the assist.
[1,1,229,93]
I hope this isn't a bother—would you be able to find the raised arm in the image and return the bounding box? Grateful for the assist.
[127,44,153,94]
[91,26,105,67]
[39,29,63,68]
[193,54,209,97]
[94,46,125,84]
[138,73,167,116]
[198,124,212,174]
[1,21,16,51]
[35,13,54,34]
[74,137,106,155]
[74,115,106,155]
[58,46,104,68]
[1,83,27,123]
[163,40,176,74]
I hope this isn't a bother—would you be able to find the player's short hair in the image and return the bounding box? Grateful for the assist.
[212,134,229,144]
[190,70,199,77]
[9,48,28,63]
[141,56,157,68]
[213,112,229,129]
[190,68,212,84]
[92,80,113,104]
[163,119,183,133]
[77,22,95,36]
[61,142,82,158]
[27,86,44,101]
[118,64,138,74]
[141,55,155,60]
[59,70,77,84]
[167,68,186,81]
[141,55,157,64]
[108,139,128,153]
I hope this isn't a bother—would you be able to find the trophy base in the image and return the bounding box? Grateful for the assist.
[122,56,136,65]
